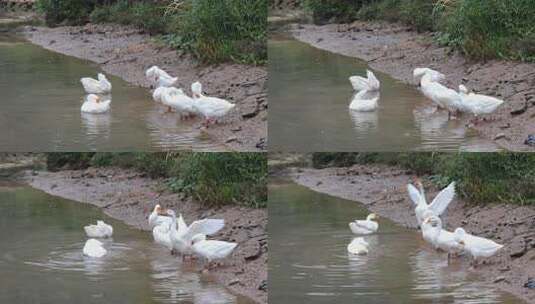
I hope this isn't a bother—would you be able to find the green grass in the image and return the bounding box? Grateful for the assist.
[304,0,535,61]
[35,0,267,64]
[45,153,267,208]
[312,152,535,206]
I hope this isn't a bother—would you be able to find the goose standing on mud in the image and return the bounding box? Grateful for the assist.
[81,94,111,114]
[413,68,461,119]
[191,233,238,269]
[81,73,112,94]
[454,227,503,267]
[458,85,504,123]
[347,237,369,255]
[191,81,235,125]
[349,213,378,235]
[349,70,380,112]
[407,180,456,227]
[83,239,107,258]
[84,220,113,238]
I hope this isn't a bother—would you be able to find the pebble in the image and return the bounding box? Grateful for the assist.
[524,134,535,146]
[524,278,535,289]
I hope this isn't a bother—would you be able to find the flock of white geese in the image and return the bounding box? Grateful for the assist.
[347,180,504,269]
[79,66,235,126]
[349,67,505,122]
[82,204,237,270]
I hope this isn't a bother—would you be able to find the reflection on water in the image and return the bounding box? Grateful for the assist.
[0,180,251,304]
[0,33,221,151]
[268,34,500,152]
[268,179,522,304]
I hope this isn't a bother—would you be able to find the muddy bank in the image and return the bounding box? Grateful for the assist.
[20,167,267,304]
[291,21,535,152]
[288,165,535,303]
[21,23,267,151]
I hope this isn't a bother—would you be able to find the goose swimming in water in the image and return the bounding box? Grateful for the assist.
[81,73,112,94]
[81,94,111,114]
[349,213,378,235]
[84,220,113,238]
[349,70,380,112]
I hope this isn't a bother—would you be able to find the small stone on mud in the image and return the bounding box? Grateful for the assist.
[231,126,242,132]
[225,136,238,143]
[49,40,55,45]
[228,279,240,286]
[524,278,535,289]
[494,133,506,140]
[493,276,506,283]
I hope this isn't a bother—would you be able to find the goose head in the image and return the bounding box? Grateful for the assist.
[413,68,427,85]
[454,227,467,246]
[458,84,468,95]
[366,213,378,221]
[425,215,442,228]
[152,204,162,214]
[191,81,202,99]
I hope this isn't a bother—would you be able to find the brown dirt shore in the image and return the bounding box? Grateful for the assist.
[290,21,535,152]
[21,23,267,151]
[287,165,535,303]
[19,167,267,304]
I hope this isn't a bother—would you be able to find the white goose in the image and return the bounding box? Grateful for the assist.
[414,68,461,119]
[146,65,172,80]
[413,68,445,84]
[407,180,456,227]
[81,73,112,94]
[81,94,111,114]
[191,233,238,268]
[347,237,369,255]
[348,70,380,112]
[458,85,504,119]
[155,74,178,88]
[84,220,113,238]
[349,213,378,235]
[148,204,173,228]
[349,69,380,91]
[454,227,503,267]
[152,87,166,103]
[191,81,235,125]
[83,239,107,258]
[422,215,464,261]
[161,87,197,118]
[160,209,225,257]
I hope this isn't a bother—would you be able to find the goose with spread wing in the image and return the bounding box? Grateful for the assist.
[407,180,456,227]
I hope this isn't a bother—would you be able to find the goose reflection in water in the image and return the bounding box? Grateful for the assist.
[349,91,380,132]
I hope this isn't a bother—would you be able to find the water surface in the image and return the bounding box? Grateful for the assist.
[268,35,500,152]
[0,32,221,151]
[0,180,250,304]
[268,179,522,303]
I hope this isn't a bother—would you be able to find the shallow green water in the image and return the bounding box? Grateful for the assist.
[268,179,522,304]
[268,35,500,152]
[0,180,250,304]
[0,32,220,151]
